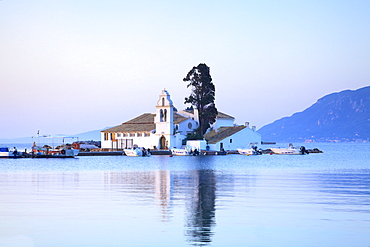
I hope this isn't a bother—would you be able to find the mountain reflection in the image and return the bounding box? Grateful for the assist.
[184,170,216,245]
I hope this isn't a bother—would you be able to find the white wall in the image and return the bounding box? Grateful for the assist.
[177,118,198,135]
[186,140,207,151]
[207,127,261,151]
[212,118,234,130]
[101,132,159,149]
[172,133,187,149]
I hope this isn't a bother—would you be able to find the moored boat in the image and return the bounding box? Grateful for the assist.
[31,136,80,158]
[124,147,150,157]
[237,143,262,156]
[270,144,309,155]
[171,147,200,156]
[0,146,18,158]
[171,148,190,156]
[31,145,79,158]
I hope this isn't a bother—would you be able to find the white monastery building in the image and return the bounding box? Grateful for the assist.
[101,90,261,151]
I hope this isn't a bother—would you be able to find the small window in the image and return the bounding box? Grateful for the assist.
[163,109,167,122]
[188,123,192,129]
[230,139,232,143]
[137,133,142,137]
[160,109,163,122]
[117,133,121,138]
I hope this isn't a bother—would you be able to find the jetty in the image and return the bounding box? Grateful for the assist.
[78,149,172,156]
[4,147,323,158]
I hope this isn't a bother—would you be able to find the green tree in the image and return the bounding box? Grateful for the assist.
[183,63,218,137]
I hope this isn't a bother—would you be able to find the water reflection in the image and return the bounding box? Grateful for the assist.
[154,170,172,221]
[104,170,173,221]
[103,169,217,245]
[184,170,216,246]
[1,149,370,247]
[313,173,370,213]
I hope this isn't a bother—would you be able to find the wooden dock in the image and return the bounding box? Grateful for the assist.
[6,148,323,158]
[78,150,172,156]
[78,151,124,156]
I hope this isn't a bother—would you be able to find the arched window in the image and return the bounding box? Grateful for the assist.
[164,109,167,122]
[160,109,164,122]
[162,97,165,106]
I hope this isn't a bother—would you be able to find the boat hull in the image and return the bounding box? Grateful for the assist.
[237,148,253,155]
[270,148,301,155]
[124,149,141,156]
[0,147,18,158]
[171,148,190,156]
[170,148,200,156]
[32,147,79,158]
[237,148,262,156]
[124,148,150,157]
[0,153,16,158]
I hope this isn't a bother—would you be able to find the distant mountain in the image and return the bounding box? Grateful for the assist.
[68,128,105,141]
[0,127,109,144]
[258,86,370,142]
[0,136,34,144]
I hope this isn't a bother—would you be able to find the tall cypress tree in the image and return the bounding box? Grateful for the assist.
[183,63,218,137]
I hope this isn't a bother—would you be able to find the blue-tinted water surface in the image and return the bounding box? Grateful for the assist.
[0,143,369,246]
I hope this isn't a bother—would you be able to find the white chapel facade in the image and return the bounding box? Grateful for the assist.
[101,89,261,151]
[154,89,175,149]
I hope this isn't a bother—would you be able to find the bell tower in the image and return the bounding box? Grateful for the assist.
[155,89,175,149]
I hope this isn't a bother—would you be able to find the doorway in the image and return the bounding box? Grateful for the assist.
[160,136,166,149]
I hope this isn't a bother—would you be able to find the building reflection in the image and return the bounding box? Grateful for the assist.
[104,170,173,221]
[104,169,217,244]
[183,170,216,245]
[155,170,172,221]
[1,168,218,245]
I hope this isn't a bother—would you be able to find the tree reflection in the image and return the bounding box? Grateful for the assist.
[185,170,216,246]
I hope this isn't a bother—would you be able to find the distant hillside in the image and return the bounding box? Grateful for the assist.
[70,128,105,141]
[0,136,34,144]
[258,86,370,142]
[0,128,109,144]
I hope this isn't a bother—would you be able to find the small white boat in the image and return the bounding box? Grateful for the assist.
[124,147,150,157]
[270,144,308,155]
[237,144,262,156]
[171,147,200,156]
[0,146,18,158]
[171,148,190,156]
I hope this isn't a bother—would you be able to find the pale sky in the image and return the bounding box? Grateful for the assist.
[1,0,369,139]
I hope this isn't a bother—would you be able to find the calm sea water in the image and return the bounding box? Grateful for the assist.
[0,143,369,247]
